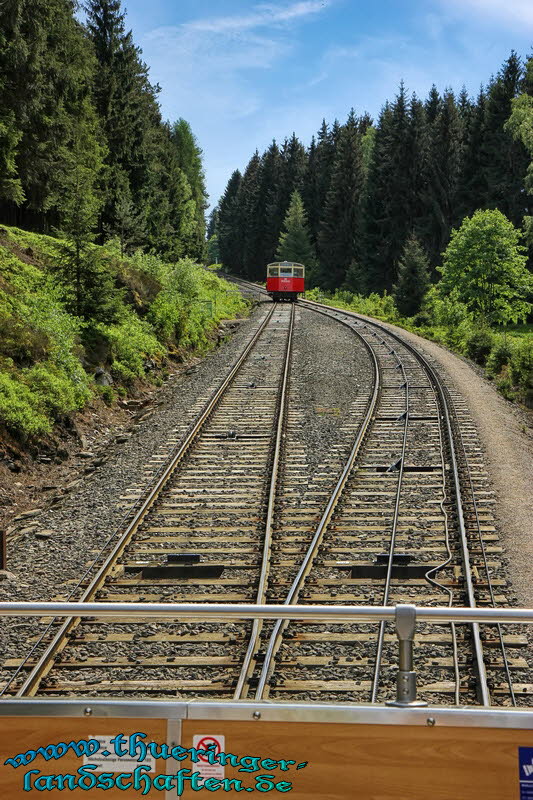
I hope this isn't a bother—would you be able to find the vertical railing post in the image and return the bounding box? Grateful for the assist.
[386,604,428,707]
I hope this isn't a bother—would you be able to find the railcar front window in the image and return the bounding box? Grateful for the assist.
[268,267,279,276]
[293,268,304,277]
[280,267,293,276]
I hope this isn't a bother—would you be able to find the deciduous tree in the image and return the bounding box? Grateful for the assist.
[440,209,532,324]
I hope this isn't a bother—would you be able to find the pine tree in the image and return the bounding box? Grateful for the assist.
[206,233,219,265]
[361,85,417,292]
[481,52,530,225]
[302,121,336,251]
[104,188,146,256]
[318,110,364,289]
[56,100,120,322]
[207,206,219,239]
[218,170,242,273]
[279,133,307,219]
[392,235,430,316]
[253,142,284,271]
[0,113,24,206]
[275,191,316,267]
[237,151,262,278]
[0,0,98,229]
[171,118,208,258]
[425,85,441,124]
[85,0,162,237]
[423,89,463,268]
[141,124,196,260]
[456,87,487,221]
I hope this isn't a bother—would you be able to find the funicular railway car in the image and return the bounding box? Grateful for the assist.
[266,261,305,301]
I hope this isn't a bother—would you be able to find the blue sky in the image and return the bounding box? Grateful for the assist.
[119,0,533,209]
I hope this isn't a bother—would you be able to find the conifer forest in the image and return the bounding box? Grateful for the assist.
[0,0,532,441]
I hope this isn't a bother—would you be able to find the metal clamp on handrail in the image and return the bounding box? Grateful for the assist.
[386,604,427,708]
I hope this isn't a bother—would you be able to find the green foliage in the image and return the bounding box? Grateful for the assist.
[465,328,494,365]
[392,235,430,316]
[440,209,532,324]
[96,384,116,406]
[0,224,248,437]
[486,336,514,374]
[309,288,399,322]
[24,363,90,415]
[0,372,51,436]
[206,234,219,265]
[508,338,533,400]
[0,112,25,205]
[275,191,316,267]
[99,308,164,382]
[318,110,364,289]
[218,169,243,274]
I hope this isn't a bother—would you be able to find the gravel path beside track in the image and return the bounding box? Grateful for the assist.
[363,318,533,608]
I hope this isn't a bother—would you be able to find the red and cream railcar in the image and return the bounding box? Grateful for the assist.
[266,261,305,301]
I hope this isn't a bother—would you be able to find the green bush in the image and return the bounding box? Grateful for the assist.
[24,362,90,416]
[509,338,533,402]
[486,336,514,375]
[465,328,495,365]
[0,372,51,435]
[98,308,164,382]
[0,226,248,436]
[96,384,116,406]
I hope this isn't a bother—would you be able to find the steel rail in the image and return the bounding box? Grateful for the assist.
[14,303,279,698]
[423,404,461,706]
[370,339,410,702]
[209,286,495,706]
[305,304,491,706]
[443,382,516,705]
[255,304,381,699]
[2,601,533,625]
[233,304,295,699]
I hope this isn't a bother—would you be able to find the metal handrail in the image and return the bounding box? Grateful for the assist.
[1,602,532,624]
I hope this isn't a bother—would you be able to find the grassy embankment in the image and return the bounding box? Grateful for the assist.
[0,226,248,438]
[305,287,533,407]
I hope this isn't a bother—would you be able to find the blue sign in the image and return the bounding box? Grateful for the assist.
[519,748,533,799]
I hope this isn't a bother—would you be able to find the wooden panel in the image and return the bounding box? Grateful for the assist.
[2,715,532,798]
[181,719,532,799]
[0,717,167,798]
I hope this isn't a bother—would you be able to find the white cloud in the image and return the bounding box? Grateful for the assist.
[437,0,533,28]
[183,2,327,34]
[141,2,332,204]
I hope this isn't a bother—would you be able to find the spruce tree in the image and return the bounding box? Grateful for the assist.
[425,85,442,124]
[56,100,120,323]
[86,0,162,237]
[302,135,319,244]
[303,121,336,251]
[318,110,364,289]
[423,89,463,268]
[171,119,208,258]
[253,142,284,271]
[275,191,316,267]
[207,206,219,240]
[279,134,307,219]
[361,85,417,292]
[0,0,98,228]
[218,170,242,273]
[456,86,487,221]
[104,187,146,256]
[392,235,430,317]
[237,151,262,279]
[481,52,530,225]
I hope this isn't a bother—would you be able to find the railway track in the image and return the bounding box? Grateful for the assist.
[2,285,526,706]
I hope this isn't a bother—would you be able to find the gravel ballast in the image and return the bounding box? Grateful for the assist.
[0,298,374,688]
